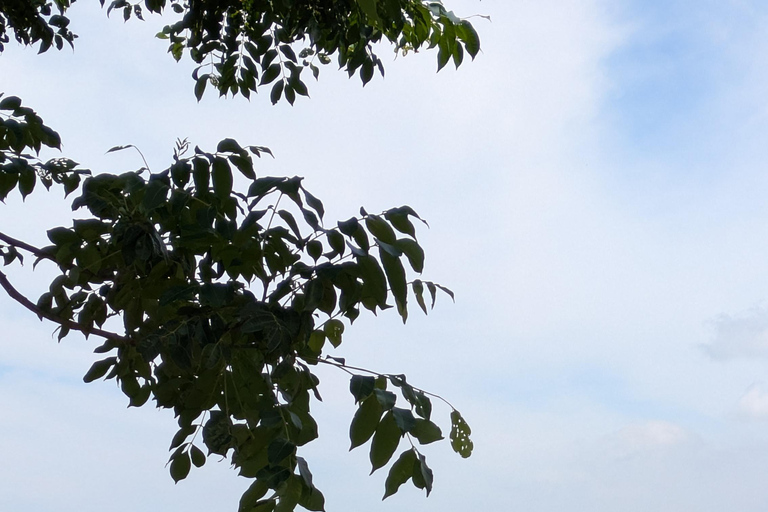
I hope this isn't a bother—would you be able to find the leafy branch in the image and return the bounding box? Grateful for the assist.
[0,269,129,344]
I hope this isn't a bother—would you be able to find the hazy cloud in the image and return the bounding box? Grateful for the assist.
[738,383,768,419]
[613,420,689,452]
[702,307,768,360]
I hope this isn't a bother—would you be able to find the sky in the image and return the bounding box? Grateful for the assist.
[4,0,768,510]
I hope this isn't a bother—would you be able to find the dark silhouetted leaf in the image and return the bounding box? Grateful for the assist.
[370,411,401,473]
[383,448,417,499]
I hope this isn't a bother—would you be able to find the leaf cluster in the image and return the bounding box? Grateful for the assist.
[0,94,89,201]
[149,0,481,102]
[0,0,76,53]
[0,0,481,104]
[0,130,469,510]
[345,372,472,500]
[0,0,479,507]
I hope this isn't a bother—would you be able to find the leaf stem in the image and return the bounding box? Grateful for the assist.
[315,357,459,411]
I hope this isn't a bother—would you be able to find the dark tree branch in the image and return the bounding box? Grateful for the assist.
[0,270,130,345]
[0,231,54,262]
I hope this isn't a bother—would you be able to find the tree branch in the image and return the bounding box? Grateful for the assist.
[0,231,55,262]
[0,269,130,345]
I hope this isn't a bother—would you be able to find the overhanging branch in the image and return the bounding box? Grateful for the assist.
[0,269,129,345]
[0,231,56,263]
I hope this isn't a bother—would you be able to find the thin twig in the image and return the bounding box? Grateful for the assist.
[316,357,459,410]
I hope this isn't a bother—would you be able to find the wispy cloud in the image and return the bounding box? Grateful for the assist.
[737,383,768,419]
[702,307,768,360]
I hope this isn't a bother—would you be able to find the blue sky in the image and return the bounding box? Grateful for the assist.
[4,0,768,510]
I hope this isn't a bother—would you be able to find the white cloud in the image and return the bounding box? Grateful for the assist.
[613,420,689,452]
[737,383,768,419]
[702,307,768,360]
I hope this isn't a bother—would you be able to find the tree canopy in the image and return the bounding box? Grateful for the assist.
[0,1,479,510]
[2,0,480,102]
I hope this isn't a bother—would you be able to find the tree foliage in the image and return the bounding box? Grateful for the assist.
[5,0,481,103]
[0,1,478,510]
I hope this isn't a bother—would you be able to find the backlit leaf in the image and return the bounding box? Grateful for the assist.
[350,375,376,403]
[350,394,382,450]
[83,357,117,383]
[170,451,191,483]
[383,448,417,499]
[369,411,401,473]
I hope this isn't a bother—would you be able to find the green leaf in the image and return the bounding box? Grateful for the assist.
[274,475,302,512]
[217,138,244,155]
[248,176,284,198]
[105,144,133,154]
[324,319,344,348]
[194,74,208,101]
[307,240,323,261]
[212,157,233,200]
[391,407,416,434]
[369,411,401,473]
[277,210,302,240]
[0,96,22,110]
[18,167,36,199]
[337,217,359,236]
[129,385,151,407]
[303,190,324,220]
[267,437,295,464]
[239,480,270,512]
[383,449,417,499]
[284,83,296,105]
[170,451,191,483]
[193,157,210,193]
[355,0,381,25]
[458,20,481,58]
[437,37,451,71]
[426,281,437,308]
[365,215,396,244]
[169,425,195,450]
[230,154,255,179]
[326,230,345,256]
[395,238,425,273]
[142,178,169,211]
[296,456,314,488]
[411,419,443,444]
[379,248,407,320]
[436,283,455,301]
[358,255,387,308]
[170,160,191,187]
[360,58,374,85]
[450,410,473,458]
[350,375,376,403]
[373,388,396,410]
[307,330,325,353]
[83,357,117,383]
[190,444,206,467]
[250,500,276,512]
[270,80,284,104]
[261,64,281,85]
[384,210,416,238]
[452,39,464,67]
[350,394,382,450]
[411,390,432,420]
[413,453,434,495]
[298,487,325,512]
[412,280,428,314]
